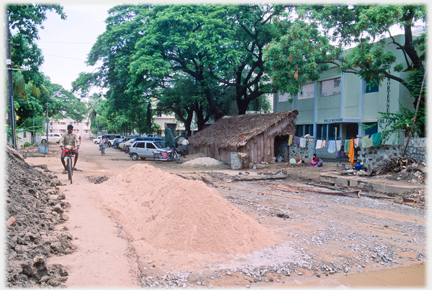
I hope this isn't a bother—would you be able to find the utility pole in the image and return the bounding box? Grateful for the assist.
[46,88,63,144]
[6,12,16,149]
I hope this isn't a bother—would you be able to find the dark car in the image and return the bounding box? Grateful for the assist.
[111,138,123,148]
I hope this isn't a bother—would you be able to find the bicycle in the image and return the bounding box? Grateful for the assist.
[62,146,76,184]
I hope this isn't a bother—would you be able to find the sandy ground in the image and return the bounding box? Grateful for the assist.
[23,138,427,288]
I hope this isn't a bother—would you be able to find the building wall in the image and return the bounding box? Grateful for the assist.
[273,34,413,145]
[49,117,91,139]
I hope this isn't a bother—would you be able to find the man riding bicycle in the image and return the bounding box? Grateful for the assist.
[60,124,80,174]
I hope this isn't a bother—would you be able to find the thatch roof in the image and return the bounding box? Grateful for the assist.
[189,110,298,151]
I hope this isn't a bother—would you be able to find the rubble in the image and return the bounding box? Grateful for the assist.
[5,145,74,287]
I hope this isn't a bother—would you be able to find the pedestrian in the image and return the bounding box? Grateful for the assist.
[337,145,345,166]
[181,137,189,158]
[79,136,82,145]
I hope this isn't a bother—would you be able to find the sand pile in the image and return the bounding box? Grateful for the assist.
[182,157,226,167]
[94,164,278,254]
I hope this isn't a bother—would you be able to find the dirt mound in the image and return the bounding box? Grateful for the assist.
[94,164,278,254]
[181,156,229,170]
[5,146,73,287]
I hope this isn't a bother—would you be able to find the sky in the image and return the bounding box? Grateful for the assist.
[35,4,113,93]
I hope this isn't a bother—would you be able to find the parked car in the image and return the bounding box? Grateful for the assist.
[128,141,167,160]
[93,136,103,144]
[109,138,122,148]
[123,137,164,153]
[41,133,62,144]
[118,137,138,150]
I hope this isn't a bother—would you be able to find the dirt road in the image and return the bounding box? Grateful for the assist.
[23,138,427,288]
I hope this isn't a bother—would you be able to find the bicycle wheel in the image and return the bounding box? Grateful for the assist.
[67,158,73,184]
[174,152,183,164]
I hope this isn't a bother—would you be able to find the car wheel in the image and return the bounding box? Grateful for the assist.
[41,139,47,144]
[131,153,139,161]
[140,157,146,160]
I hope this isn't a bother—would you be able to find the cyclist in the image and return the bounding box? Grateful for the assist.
[59,124,80,174]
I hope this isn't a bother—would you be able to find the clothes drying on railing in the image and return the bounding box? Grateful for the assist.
[327,140,336,153]
[336,140,342,151]
[300,137,307,148]
[372,132,381,147]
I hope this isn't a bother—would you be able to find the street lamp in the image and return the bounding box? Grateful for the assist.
[45,88,63,145]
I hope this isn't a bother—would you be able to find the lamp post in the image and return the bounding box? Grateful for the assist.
[45,88,62,146]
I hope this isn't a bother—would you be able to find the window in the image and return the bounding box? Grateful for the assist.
[365,80,379,93]
[136,142,145,148]
[321,78,341,96]
[146,142,156,149]
[298,83,315,100]
[363,122,378,135]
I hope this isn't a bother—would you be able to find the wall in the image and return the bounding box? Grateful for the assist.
[288,137,426,170]
[288,140,315,162]
[16,132,32,148]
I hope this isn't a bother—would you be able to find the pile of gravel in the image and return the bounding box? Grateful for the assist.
[5,146,74,287]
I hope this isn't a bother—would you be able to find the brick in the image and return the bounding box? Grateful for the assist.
[7,216,16,227]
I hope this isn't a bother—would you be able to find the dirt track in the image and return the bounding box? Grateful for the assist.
[18,138,427,287]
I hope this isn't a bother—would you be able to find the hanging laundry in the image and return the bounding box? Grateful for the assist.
[336,140,342,151]
[346,139,356,166]
[300,137,307,148]
[288,135,293,146]
[327,140,336,153]
[322,140,326,148]
[354,138,360,147]
[372,132,382,147]
[293,136,300,144]
[315,140,323,149]
[362,135,373,148]
[344,140,350,153]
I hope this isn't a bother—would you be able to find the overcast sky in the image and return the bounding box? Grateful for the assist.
[35,4,113,93]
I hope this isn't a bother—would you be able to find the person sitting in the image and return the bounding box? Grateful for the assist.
[309,154,323,167]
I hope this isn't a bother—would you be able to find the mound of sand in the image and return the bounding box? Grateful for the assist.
[94,164,278,254]
[182,157,226,167]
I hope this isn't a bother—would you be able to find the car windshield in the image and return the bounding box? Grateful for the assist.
[154,142,164,148]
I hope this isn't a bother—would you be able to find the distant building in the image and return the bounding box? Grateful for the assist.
[48,117,91,138]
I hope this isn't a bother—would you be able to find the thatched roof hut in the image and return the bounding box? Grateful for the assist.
[188,110,298,167]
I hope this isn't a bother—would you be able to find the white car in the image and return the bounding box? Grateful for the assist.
[93,136,103,144]
[40,133,62,144]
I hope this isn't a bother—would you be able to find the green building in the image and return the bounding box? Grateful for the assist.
[272,34,417,145]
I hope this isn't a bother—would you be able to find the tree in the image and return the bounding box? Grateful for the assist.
[130,5,286,119]
[7,5,66,86]
[264,4,426,137]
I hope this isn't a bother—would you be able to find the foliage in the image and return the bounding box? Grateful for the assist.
[7,4,66,86]
[23,142,32,148]
[5,4,87,139]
